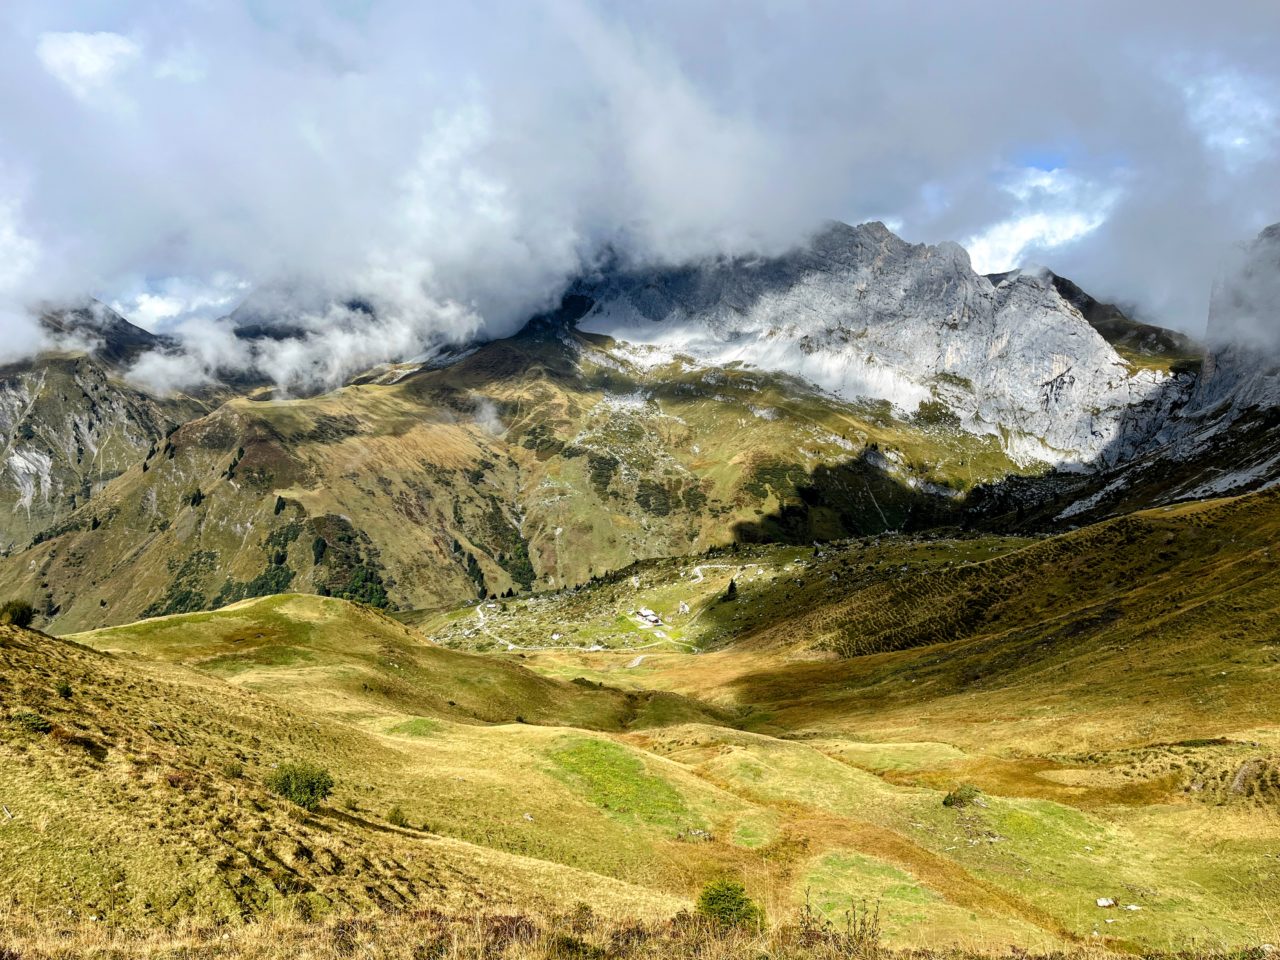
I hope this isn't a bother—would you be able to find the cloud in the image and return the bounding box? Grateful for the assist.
[0,176,51,363]
[109,273,249,330]
[0,0,1275,388]
[35,31,140,102]
[965,168,1120,274]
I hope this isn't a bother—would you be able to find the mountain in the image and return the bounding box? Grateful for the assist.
[0,221,1225,631]
[576,221,1193,468]
[1027,224,1280,523]
[36,300,170,367]
[985,268,1200,368]
[0,318,1029,633]
[0,303,191,555]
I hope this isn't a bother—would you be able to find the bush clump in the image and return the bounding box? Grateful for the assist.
[387,805,409,828]
[55,680,73,700]
[265,762,334,811]
[696,878,762,929]
[942,783,981,808]
[12,711,52,734]
[0,600,35,628]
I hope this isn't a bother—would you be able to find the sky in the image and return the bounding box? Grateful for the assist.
[0,0,1277,390]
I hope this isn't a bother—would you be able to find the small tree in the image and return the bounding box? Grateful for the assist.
[724,579,738,602]
[0,600,34,628]
[942,783,981,808]
[696,878,761,929]
[265,762,334,811]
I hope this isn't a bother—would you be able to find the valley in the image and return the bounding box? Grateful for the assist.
[3,487,1277,955]
[2,222,1278,958]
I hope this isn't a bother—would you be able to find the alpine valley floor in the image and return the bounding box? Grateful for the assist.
[2,489,1279,957]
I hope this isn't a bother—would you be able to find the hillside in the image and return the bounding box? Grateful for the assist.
[0,615,690,925]
[0,319,1038,633]
[3,491,1272,950]
[406,489,1280,948]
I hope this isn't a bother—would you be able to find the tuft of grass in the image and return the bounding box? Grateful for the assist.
[10,711,52,734]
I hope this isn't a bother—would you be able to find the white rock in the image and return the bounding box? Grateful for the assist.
[1096,898,1116,908]
[579,221,1182,467]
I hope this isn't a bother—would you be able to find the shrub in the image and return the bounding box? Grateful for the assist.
[0,600,34,628]
[387,805,409,828]
[221,760,244,779]
[265,762,334,811]
[695,878,761,929]
[724,579,737,602]
[942,783,981,807]
[55,680,73,700]
[11,711,52,734]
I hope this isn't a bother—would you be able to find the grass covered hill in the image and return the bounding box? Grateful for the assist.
[3,492,1278,952]
[0,324,1035,634]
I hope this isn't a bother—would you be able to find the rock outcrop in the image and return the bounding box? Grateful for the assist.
[577,221,1190,468]
[1052,224,1280,521]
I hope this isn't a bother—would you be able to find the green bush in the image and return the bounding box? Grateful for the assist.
[942,783,981,807]
[55,680,73,700]
[0,600,35,628]
[696,878,762,929]
[12,711,52,734]
[265,762,334,810]
[387,805,409,828]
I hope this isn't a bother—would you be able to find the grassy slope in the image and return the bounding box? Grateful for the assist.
[7,492,1280,949]
[414,489,1280,948]
[16,595,1052,950]
[0,621,687,926]
[0,328,1033,634]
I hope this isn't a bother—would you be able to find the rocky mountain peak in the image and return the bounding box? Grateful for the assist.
[37,301,166,368]
[575,220,1184,468]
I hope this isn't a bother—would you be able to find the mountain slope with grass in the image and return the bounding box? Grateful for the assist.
[0,317,1041,633]
[0,618,691,925]
[5,490,1275,950]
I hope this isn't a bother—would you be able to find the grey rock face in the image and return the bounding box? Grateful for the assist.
[1053,224,1280,521]
[0,353,175,551]
[1182,224,1280,422]
[578,221,1185,468]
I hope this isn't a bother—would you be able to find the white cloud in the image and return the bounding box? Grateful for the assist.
[1184,70,1278,172]
[35,31,140,102]
[0,0,1269,367]
[965,169,1120,275]
[0,196,39,293]
[109,274,249,331]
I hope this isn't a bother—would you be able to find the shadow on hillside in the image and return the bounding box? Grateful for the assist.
[954,360,1210,532]
[729,449,961,544]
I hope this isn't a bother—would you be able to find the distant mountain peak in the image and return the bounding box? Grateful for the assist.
[37,300,167,367]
